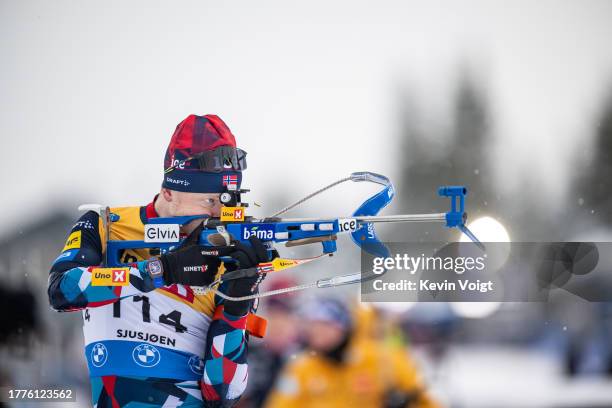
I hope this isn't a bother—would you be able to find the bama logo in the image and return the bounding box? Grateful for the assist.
[91,267,130,286]
[144,224,180,243]
[241,224,275,240]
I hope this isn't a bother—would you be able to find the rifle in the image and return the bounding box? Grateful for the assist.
[81,172,482,299]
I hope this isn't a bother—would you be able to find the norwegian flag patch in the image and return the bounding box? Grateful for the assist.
[257,263,275,273]
[222,174,238,187]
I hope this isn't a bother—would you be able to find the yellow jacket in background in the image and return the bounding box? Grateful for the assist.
[265,335,440,408]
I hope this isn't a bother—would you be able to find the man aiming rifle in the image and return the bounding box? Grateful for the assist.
[48,114,269,407]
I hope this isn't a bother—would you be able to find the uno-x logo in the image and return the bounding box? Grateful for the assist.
[91,267,130,286]
[112,269,127,283]
[277,259,297,267]
[269,258,299,272]
[221,207,245,222]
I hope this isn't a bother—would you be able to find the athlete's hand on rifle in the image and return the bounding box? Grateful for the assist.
[218,236,277,316]
[145,223,221,287]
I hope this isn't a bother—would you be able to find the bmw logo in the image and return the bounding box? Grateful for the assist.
[91,343,108,368]
[188,355,205,375]
[132,344,161,368]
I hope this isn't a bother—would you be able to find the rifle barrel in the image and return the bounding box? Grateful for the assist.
[355,213,446,223]
[277,213,446,223]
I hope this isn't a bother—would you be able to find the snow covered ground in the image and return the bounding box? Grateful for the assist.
[418,345,612,407]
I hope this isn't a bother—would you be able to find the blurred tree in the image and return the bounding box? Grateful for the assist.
[573,87,612,225]
[393,71,496,242]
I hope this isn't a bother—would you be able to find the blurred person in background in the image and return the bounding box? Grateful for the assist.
[0,285,39,350]
[47,114,272,407]
[0,285,40,408]
[265,297,440,408]
[238,277,300,408]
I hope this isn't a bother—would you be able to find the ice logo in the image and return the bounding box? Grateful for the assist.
[188,355,205,375]
[91,343,108,367]
[132,344,161,367]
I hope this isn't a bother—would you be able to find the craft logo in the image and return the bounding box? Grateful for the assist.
[338,218,358,233]
[62,230,82,251]
[165,176,190,187]
[221,206,245,221]
[144,224,180,243]
[91,267,130,286]
[241,224,275,240]
[73,220,94,230]
[222,174,238,187]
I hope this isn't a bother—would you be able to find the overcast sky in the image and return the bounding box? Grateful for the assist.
[1,0,612,234]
